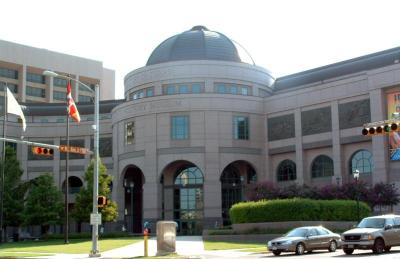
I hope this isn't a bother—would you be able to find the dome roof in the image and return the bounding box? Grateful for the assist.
[146,26,254,66]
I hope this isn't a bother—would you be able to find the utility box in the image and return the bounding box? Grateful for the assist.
[156,221,177,255]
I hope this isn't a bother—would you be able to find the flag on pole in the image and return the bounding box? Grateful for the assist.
[67,80,80,123]
[6,87,26,131]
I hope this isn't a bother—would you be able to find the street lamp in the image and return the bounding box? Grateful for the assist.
[43,70,100,257]
[353,169,360,222]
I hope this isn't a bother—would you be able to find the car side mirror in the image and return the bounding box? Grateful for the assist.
[384,224,393,230]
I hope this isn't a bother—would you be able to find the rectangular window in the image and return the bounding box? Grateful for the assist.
[171,115,189,140]
[79,95,92,102]
[191,83,202,93]
[230,85,238,94]
[233,116,249,140]
[216,84,226,94]
[178,85,189,94]
[0,82,18,93]
[53,77,68,87]
[27,72,45,84]
[26,86,45,98]
[53,91,66,101]
[166,85,176,95]
[0,67,18,79]
[125,121,135,145]
[241,86,249,95]
[146,87,154,97]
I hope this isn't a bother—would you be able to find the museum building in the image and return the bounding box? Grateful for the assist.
[2,26,400,234]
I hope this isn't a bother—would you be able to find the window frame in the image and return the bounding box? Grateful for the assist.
[233,116,249,140]
[171,115,189,140]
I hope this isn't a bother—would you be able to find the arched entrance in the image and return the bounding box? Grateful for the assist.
[220,161,257,225]
[123,165,144,233]
[161,160,204,235]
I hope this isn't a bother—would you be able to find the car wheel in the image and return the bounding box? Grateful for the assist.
[295,243,305,255]
[272,250,281,256]
[328,240,337,252]
[343,248,354,255]
[372,238,385,254]
[384,246,391,252]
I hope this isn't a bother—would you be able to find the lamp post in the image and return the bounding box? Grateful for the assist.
[353,169,360,222]
[43,71,100,257]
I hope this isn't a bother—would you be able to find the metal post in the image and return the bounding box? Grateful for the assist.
[90,84,100,257]
[64,107,70,244]
[0,85,7,243]
[356,177,360,222]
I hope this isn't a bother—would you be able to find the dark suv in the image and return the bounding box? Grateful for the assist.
[341,214,400,254]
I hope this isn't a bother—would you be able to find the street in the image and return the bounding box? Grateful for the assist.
[201,247,400,259]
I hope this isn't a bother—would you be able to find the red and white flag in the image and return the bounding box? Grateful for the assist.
[67,80,81,123]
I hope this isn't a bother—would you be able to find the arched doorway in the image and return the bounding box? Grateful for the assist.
[161,160,204,235]
[123,165,144,233]
[62,176,83,194]
[220,161,257,225]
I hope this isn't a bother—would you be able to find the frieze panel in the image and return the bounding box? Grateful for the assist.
[301,107,332,136]
[339,99,371,129]
[267,114,295,141]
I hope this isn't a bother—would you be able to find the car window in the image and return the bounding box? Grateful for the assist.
[286,228,308,237]
[317,228,329,235]
[394,217,400,227]
[357,218,385,228]
[309,229,319,236]
[386,218,395,226]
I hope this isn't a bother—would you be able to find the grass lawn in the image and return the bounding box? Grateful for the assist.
[203,240,267,251]
[0,237,141,255]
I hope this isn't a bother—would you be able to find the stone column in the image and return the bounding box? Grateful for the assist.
[74,75,79,101]
[47,75,53,102]
[369,88,389,183]
[294,108,304,185]
[204,79,213,93]
[331,101,343,185]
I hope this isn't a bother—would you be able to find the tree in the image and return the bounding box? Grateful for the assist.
[71,159,118,230]
[1,146,26,235]
[23,174,63,234]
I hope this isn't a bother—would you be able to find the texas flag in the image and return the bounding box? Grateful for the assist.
[67,80,81,123]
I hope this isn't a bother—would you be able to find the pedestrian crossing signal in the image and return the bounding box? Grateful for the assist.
[97,196,107,208]
[31,146,54,156]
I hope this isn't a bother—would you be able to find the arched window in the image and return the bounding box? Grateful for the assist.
[350,149,373,174]
[277,160,296,181]
[174,166,204,185]
[311,155,334,178]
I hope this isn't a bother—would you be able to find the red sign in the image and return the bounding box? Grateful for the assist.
[59,145,88,155]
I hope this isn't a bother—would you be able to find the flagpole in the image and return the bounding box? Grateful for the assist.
[64,81,70,244]
[0,85,7,243]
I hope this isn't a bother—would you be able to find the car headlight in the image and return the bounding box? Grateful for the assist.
[267,241,271,246]
[360,234,373,240]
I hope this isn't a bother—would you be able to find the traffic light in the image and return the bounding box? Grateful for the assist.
[97,195,107,208]
[31,146,54,156]
[362,121,399,136]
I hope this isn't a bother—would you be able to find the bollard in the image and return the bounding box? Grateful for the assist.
[143,228,149,257]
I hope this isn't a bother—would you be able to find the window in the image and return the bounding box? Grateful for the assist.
[130,90,144,100]
[241,86,249,95]
[53,91,66,101]
[27,72,45,84]
[178,85,189,94]
[277,159,296,181]
[56,118,65,123]
[216,84,226,94]
[53,77,68,87]
[230,85,238,94]
[26,86,45,98]
[191,83,202,93]
[166,85,175,95]
[233,116,249,140]
[311,155,334,178]
[79,95,92,102]
[316,227,330,235]
[171,115,189,140]
[0,67,18,79]
[0,82,18,93]
[350,150,373,174]
[125,121,134,145]
[146,88,154,97]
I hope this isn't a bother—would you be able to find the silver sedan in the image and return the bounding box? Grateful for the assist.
[267,226,341,256]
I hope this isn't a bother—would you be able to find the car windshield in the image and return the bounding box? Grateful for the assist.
[357,218,385,228]
[286,228,308,237]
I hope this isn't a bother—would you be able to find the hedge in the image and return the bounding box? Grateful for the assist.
[229,198,371,224]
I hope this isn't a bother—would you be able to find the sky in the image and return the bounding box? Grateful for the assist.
[1,0,400,99]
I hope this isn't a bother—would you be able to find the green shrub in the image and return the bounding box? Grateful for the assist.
[43,231,130,240]
[229,198,371,224]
